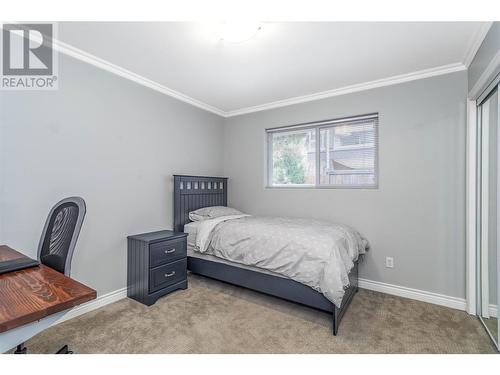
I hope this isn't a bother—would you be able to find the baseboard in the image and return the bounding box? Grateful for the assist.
[490,304,498,317]
[52,287,128,326]
[359,278,467,311]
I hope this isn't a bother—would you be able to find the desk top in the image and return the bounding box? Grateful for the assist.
[0,245,96,333]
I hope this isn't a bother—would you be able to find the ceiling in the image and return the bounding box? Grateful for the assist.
[58,22,489,116]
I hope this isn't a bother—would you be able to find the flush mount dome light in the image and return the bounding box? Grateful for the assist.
[216,21,262,43]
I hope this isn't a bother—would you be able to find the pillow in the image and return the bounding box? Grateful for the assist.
[189,206,243,221]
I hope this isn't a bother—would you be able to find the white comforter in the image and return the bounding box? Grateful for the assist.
[194,215,368,307]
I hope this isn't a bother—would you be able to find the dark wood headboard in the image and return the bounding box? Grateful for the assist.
[173,175,228,232]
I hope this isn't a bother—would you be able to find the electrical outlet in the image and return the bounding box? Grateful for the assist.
[385,257,394,268]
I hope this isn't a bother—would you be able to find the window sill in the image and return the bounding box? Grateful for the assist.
[265,185,379,190]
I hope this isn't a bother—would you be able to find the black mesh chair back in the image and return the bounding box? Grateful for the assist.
[37,197,86,276]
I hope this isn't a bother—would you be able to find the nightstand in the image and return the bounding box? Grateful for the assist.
[127,230,188,306]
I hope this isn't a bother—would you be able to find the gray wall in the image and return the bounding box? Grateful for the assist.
[0,54,224,295]
[224,71,468,299]
[469,22,500,94]
[0,47,470,301]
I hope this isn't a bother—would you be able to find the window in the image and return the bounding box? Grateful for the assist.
[267,114,378,188]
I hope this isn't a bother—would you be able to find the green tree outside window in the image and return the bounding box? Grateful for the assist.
[273,133,307,184]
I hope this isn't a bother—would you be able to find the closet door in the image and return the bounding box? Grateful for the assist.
[477,84,499,349]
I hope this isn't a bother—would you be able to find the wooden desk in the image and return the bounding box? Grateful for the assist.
[0,245,96,334]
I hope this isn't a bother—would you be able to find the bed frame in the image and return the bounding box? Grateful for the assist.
[173,175,358,335]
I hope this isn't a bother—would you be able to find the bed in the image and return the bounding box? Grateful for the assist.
[173,174,364,335]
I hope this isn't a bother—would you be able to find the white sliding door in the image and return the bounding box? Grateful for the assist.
[477,84,500,349]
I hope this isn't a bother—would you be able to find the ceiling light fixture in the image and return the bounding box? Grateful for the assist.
[216,21,262,44]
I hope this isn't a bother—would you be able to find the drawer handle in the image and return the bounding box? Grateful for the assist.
[164,271,176,278]
[164,248,176,254]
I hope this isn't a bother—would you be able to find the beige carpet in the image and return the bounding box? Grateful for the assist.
[13,274,497,354]
[483,317,498,342]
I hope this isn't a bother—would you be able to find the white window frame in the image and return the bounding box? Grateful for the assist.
[266,113,379,189]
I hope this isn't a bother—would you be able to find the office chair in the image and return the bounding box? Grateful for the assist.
[14,197,86,355]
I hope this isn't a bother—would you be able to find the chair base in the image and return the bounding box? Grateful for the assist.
[14,344,27,354]
[56,345,73,354]
[13,343,73,354]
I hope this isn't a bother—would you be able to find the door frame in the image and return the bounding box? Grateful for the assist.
[467,72,500,315]
[466,99,477,315]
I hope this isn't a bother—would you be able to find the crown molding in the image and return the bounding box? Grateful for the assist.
[52,39,227,117]
[468,48,500,100]
[55,38,466,118]
[463,22,493,67]
[56,42,466,117]
[1,22,470,119]
[0,22,227,116]
[225,63,467,117]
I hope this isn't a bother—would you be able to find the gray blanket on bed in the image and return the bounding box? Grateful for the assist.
[195,215,369,307]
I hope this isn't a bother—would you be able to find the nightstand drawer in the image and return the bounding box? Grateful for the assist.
[149,238,186,268]
[149,258,187,293]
